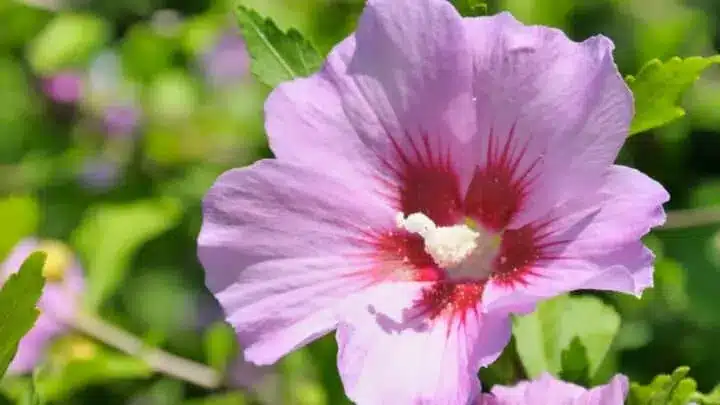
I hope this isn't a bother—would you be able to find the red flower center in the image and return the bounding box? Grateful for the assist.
[371,130,548,323]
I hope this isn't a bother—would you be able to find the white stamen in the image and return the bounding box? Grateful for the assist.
[396,212,481,269]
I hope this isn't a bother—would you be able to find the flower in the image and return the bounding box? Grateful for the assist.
[103,103,141,137]
[79,158,121,191]
[1,238,85,374]
[201,30,249,87]
[477,373,628,405]
[198,0,668,403]
[42,71,84,104]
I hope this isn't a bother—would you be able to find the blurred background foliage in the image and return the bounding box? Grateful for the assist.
[0,0,719,403]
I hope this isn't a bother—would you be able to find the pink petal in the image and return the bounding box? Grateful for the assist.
[9,315,64,374]
[265,0,478,192]
[486,373,628,404]
[198,160,395,364]
[337,282,510,405]
[463,13,633,229]
[523,373,587,402]
[483,165,667,313]
[581,374,629,404]
[264,51,381,193]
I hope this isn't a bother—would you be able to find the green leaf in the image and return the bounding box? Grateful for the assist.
[479,338,525,388]
[72,198,182,308]
[0,252,46,377]
[451,0,488,17]
[129,379,185,405]
[2,375,44,405]
[281,349,328,405]
[235,5,322,87]
[627,56,720,136]
[183,393,247,405]
[27,12,109,74]
[0,196,39,261]
[27,371,44,405]
[692,384,720,405]
[512,295,620,380]
[204,322,238,373]
[627,366,700,405]
[559,337,589,385]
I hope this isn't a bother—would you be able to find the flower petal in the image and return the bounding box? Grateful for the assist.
[485,373,628,404]
[463,13,633,228]
[198,160,395,364]
[337,282,510,405]
[264,43,381,192]
[522,373,587,401]
[581,374,628,404]
[483,165,668,313]
[9,315,64,374]
[266,0,477,193]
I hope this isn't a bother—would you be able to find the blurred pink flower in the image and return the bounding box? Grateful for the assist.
[478,373,628,405]
[198,0,668,403]
[42,71,83,104]
[202,30,249,87]
[103,104,141,137]
[1,238,85,374]
[79,158,120,191]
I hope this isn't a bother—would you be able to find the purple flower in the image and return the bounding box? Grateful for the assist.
[103,104,140,137]
[42,71,83,104]
[202,31,249,87]
[478,373,628,404]
[1,239,85,374]
[79,159,120,191]
[198,0,668,403]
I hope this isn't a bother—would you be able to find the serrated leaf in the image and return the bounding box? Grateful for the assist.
[451,0,488,16]
[235,5,322,87]
[627,56,720,136]
[628,366,700,405]
[0,196,39,261]
[72,198,181,308]
[512,295,620,380]
[0,252,46,377]
[692,384,720,405]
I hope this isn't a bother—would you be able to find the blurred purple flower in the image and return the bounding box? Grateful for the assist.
[227,353,276,391]
[79,159,120,191]
[42,72,84,104]
[103,104,141,137]
[1,238,85,374]
[477,373,628,404]
[202,31,249,87]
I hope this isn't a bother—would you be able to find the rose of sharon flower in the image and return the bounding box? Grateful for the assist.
[478,373,628,405]
[198,0,668,403]
[1,239,85,374]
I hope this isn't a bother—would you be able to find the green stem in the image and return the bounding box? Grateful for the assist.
[70,310,222,389]
[661,206,720,229]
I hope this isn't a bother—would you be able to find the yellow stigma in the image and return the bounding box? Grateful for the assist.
[36,240,73,282]
[69,337,98,361]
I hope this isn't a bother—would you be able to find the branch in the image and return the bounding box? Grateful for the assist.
[70,310,222,389]
[661,206,720,230]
